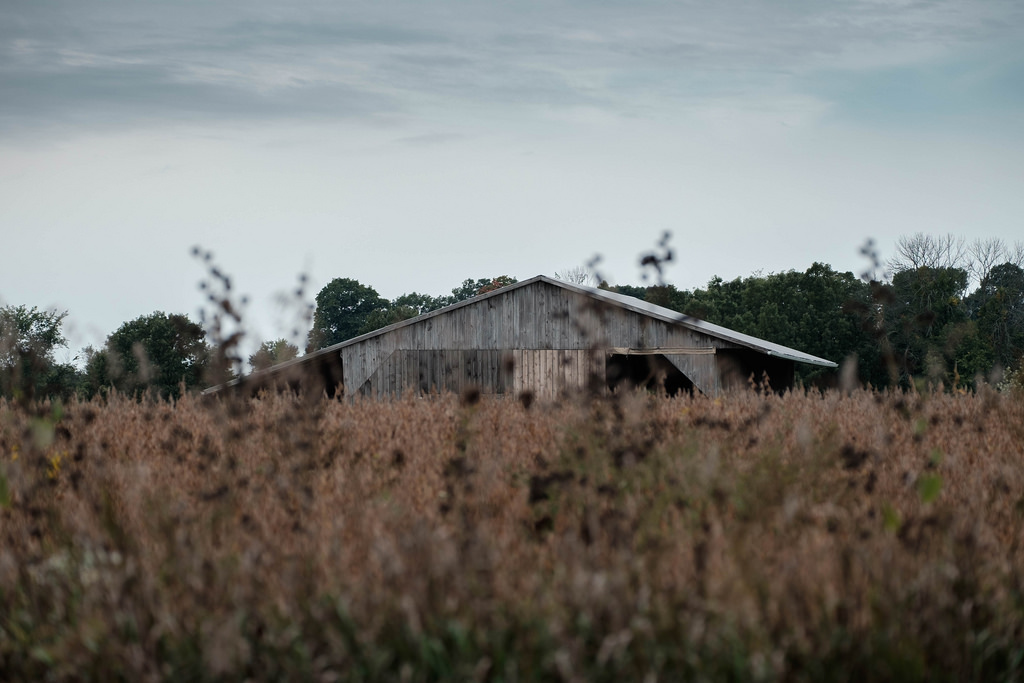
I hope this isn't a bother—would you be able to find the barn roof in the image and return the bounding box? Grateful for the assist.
[309,274,837,367]
[209,275,837,394]
[561,278,839,367]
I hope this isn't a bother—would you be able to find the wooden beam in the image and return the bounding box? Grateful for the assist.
[607,347,716,356]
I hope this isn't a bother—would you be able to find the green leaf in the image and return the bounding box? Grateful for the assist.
[917,474,942,504]
[30,646,54,665]
[31,418,55,451]
[0,466,10,508]
[882,504,901,533]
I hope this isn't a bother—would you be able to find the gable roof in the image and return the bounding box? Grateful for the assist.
[208,275,838,393]
[308,275,837,368]
[563,278,838,367]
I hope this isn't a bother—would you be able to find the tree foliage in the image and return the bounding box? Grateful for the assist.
[966,263,1024,372]
[249,338,300,372]
[476,275,518,295]
[0,305,79,402]
[392,292,446,315]
[884,266,970,385]
[664,264,881,386]
[600,242,1024,390]
[447,278,493,304]
[85,312,210,399]
[358,305,420,336]
[444,276,518,304]
[308,279,388,350]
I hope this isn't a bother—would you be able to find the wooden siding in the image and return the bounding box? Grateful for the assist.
[340,281,746,398]
[510,349,605,401]
[352,348,606,400]
[663,353,720,396]
[357,349,508,398]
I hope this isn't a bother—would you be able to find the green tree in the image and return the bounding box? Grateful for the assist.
[80,345,108,397]
[885,266,970,386]
[642,284,677,309]
[443,276,518,306]
[611,284,647,302]
[447,278,493,304]
[0,305,80,402]
[308,278,388,350]
[393,292,445,314]
[664,265,880,386]
[86,312,210,399]
[967,262,1024,372]
[356,290,456,337]
[477,275,517,295]
[358,305,420,336]
[249,339,300,372]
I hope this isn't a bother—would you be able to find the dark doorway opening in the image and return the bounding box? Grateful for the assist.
[716,349,794,393]
[605,353,694,396]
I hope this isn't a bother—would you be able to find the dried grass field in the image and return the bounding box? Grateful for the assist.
[2,388,1024,681]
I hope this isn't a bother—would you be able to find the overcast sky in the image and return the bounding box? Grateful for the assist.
[2,0,1023,358]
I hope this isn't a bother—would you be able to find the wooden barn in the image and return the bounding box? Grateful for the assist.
[219,275,837,399]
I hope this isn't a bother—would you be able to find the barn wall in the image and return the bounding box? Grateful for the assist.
[351,348,607,399]
[509,349,605,401]
[339,281,761,398]
[663,353,720,396]
[359,349,509,398]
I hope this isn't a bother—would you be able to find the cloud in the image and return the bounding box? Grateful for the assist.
[1,0,1022,139]
[0,61,402,134]
[393,132,467,147]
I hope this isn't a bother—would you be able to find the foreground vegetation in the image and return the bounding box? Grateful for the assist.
[1,387,1023,681]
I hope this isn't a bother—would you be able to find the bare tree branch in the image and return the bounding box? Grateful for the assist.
[554,266,594,286]
[888,233,967,273]
[968,237,1006,286]
[1010,241,1024,269]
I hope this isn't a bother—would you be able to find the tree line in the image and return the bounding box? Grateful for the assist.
[302,234,1023,391]
[2,234,1022,402]
[609,234,1024,389]
[0,308,212,403]
[0,275,521,402]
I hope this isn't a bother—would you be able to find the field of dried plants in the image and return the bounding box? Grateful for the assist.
[1,387,1023,681]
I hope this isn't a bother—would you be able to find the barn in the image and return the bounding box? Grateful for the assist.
[219,275,837,398]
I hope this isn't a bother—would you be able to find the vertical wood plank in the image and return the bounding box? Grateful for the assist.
[525,285,536,348]
[500,292,511,348]
[427,350,436,394]
[487,299,496,350]
[541,287,549,350]
[528,349,534,396]
[522,349,529,395]
[565,350,572,395]
[539,350,544,397]
[536,350,543,399]
[516,349,524,395]
[538,350,545,399]
[575,350,584,391]
[489,349,497,393]
[543,350,552,400]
